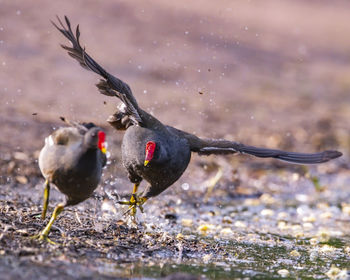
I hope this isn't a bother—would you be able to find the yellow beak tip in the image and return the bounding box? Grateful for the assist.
[144,160,149,166]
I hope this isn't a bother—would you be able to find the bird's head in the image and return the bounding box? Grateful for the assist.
[85,128,107,154]
[144,141,156,166]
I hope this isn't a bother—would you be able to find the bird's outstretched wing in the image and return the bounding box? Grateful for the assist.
[168,127,342,164]
[52,16,143,125]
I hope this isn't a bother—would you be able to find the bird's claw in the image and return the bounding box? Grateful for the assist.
[117,194,147,217]
[31,233,58,245]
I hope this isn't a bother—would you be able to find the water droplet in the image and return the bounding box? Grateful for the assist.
[16,10,21,15]
[181,183,189,191]
[184,31,189,35]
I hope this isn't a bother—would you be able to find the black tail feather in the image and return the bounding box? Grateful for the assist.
[239,146,342,164]
[195,137,342,164]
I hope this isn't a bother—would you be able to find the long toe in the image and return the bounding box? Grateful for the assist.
[31,233,58,245]
[118,195,147,218]
[117,200,133,205]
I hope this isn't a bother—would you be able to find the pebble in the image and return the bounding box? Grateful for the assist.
[325,265,348,280]
[181,219,193,227]
[316,230,330,242]
[222,216,232,224]
[302,222,314,230]
[7,161,15,173]
[176,233,184,240]
[197,224,215,233]
[320,245,336,254]
[15,175,28,184]
[278,221,289,230]
[341,203,350,215]
[202,254,212,263]
[234,221,246,228]
[309,238,318,246]
[302,215,316,223]
[13,152,29,161]
[260,209,275,217]
[290,250,301,258]
[259,193,276,204]
[277,212,288,219]
[220,228,233,236]
[277,269,290,277]
[320,211,333,219]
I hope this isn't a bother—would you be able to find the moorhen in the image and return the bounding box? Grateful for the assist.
[53,16,342,216]
[34,117,107,243]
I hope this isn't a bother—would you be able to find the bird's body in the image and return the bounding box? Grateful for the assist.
[34,120,107,242]
[53,16,342,215]
[39,126,105,205]
[122,125,191,198]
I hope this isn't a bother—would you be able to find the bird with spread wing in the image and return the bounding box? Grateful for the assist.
[52,16,342,217]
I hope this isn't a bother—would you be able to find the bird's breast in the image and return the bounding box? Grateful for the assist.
[122,126,191,187]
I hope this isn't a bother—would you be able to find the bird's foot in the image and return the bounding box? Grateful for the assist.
[31,232,58,245]
[117,194,147,217]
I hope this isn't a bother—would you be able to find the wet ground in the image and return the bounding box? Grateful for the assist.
[1,1,350,279]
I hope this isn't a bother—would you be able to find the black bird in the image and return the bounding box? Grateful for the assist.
[53,16,342,216]
[34,117,107,243]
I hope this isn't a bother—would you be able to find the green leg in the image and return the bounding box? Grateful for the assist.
[32,203,64,244]
[117,183,147,217]
[132,183,139,194]
[41,179,50,220]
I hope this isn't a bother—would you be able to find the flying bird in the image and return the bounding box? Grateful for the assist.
[52,16,342,217]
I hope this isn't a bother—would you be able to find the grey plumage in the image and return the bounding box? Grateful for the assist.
[53,16,342,202]
[39,121,106,205]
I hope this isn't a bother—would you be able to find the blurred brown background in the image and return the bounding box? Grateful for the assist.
[1,0,349,156]
[1,2,350,278]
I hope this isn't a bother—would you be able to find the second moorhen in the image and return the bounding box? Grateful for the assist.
[53,17,342,216]
[34,117,107,243]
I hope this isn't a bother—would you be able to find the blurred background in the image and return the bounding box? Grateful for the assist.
[1,0,349,156]
[1,1,350,279]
